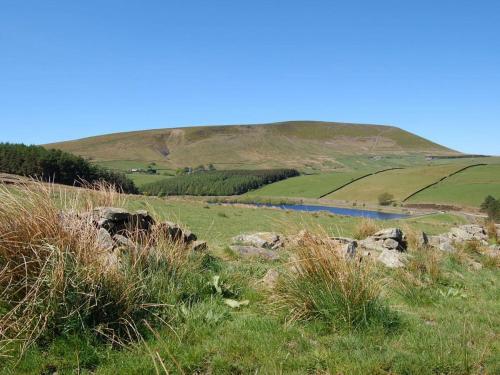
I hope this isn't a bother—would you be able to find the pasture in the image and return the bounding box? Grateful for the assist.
[322,164,473,203]
[408,164,500,207]
[245,171,371,198]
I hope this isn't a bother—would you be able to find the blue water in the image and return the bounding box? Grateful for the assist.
[254,203,410,220]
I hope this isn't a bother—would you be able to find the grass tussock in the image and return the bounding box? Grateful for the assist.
[353,218,379,240]
[0,182,195,358]
[451,240,500,270]
[273,232,397,331]
[396,245,445,305]
[485,220,498,243]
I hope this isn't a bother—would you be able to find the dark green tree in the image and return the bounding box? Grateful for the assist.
[0,143,138,194]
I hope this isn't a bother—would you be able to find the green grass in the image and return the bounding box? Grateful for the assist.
[408,164,500,207]
[1,191,497,374]
[93,160,176,173]
[326,164,472,203]
[126,173,172,188]
[4,235,498,374]
[246,171,371,198]
[124,197,465,250]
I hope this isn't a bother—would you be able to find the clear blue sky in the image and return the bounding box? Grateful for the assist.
[1,0,498,154]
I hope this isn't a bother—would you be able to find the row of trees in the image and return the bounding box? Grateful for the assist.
[143,169,299,196]
[0,143,138,193]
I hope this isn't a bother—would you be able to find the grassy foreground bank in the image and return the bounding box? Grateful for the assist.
[1,184,498,374]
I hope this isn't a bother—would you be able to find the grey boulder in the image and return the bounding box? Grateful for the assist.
[429,235,456,252]
[448,225,488,243]
[230,245,279,261]
[378,249,406,268]
[232,232,283,250]
[97,228,114,250]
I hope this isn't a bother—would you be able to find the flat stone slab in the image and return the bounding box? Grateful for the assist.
[230,245,279,261]
[377,249,406,268]
[232,232,282,249]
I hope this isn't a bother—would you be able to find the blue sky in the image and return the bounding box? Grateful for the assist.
[0,0,498,154]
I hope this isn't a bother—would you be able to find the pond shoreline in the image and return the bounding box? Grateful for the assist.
[209,202,412,220]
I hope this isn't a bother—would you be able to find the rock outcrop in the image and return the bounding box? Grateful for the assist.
[87,207,204,263]
[377,249,406,268]
[229,232,283,260]
[230,222,497,269]
[262,269,279,290]
[448,225,488,243]
[92,207,155,235]
[331,237,358,258]
[428,224,491,253]
[428,235,456,253]
[355,228,408,268]
[229,245,280,260]
[232,232,283,250]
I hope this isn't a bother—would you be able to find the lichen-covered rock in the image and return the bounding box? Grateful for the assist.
[262,269,279,290]
[448,225,488,243]
[383,238,400,250]
[331,237,358,258]
[416,231,429,247]
[230,245,279,261]
[429,235,456,252]
[97,228,114,250]
[358,238,387,253]
[232,232,283,250]
[483,244,499,258]
[359,228,407,252]
[377,249,406,268]
[372,228,404,242]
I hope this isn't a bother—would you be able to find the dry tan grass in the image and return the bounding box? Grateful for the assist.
[353,218,379,240]
[273,232,386,329]
[404,246,444,284]
[0,181,187,357]
[485,221,498,243]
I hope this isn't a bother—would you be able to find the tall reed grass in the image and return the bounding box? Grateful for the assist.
[273,232,396,331]
[353,218,379,240]
[0,181,194,357]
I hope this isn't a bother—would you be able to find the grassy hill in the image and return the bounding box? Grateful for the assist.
[245,171,372,199]
[45,121,457,172]
[324,164,472,203]
[244,160,499,208]
[407,164,500,207]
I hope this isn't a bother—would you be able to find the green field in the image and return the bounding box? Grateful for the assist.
[125,196,465,249]
[245,171,371,198]
[92,160,163,171]
[126,173,172,188]
[408,164,500,207]
[325,164,471,203]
